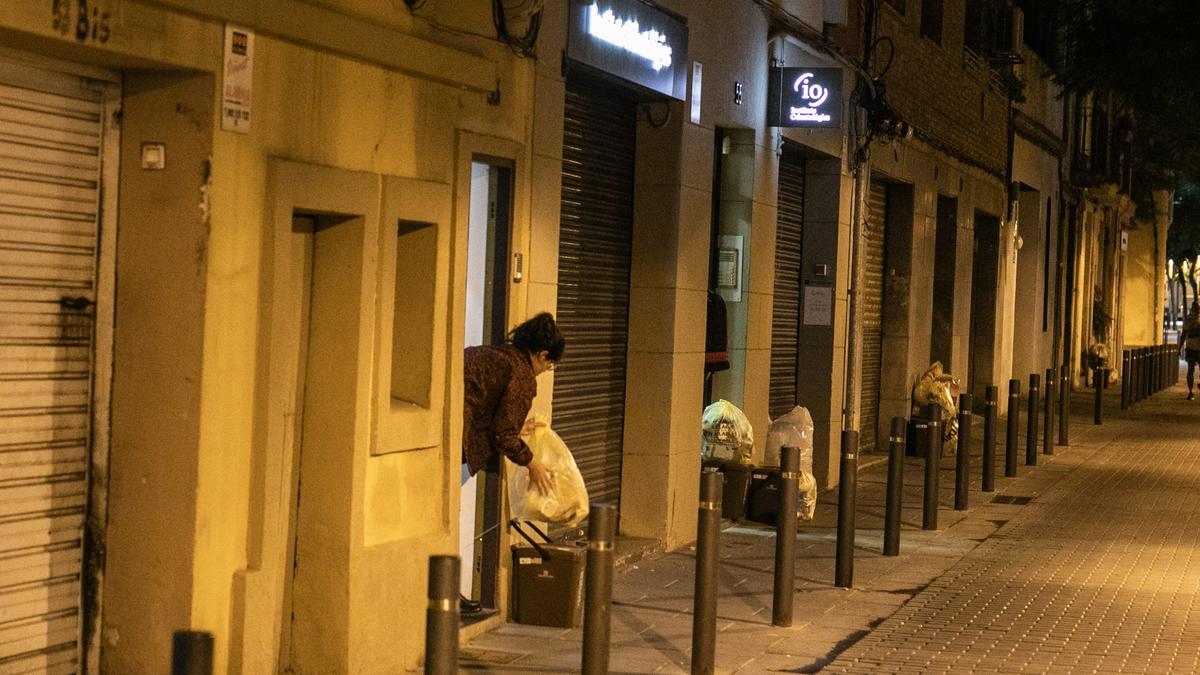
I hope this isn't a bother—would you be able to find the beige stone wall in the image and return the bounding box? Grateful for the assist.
[0,1,532,672]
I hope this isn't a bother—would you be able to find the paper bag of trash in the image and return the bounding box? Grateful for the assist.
[508,414,589,527]
[913,361,960,454]
[700,399,754,465]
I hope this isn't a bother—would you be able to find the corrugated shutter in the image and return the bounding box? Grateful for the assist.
[554,75,636,510]
[859,181,888,453]
[769,147,804,419]
[0,59,106,673]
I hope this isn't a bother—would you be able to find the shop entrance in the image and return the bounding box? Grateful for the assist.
[970,212,1002,408]
[554,73,637,511]
[0,54,118,672]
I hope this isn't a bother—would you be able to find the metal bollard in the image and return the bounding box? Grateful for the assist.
[1006,379,1020,478]
[982,386,997,492]
[1026,374,1040,466]
[424,555,460,675]
[835,431,858,588]
[1058,365,1070,447]
[1093,366,1104,424]
[1043,368,1055,456]
[172,631,213,675]
[883,417,905,556]
[923,403,941,531]
[583,504,617,675]
[772,446,800,626]
[692,470,722,675]
[1121,350,1131,410]
[955,394,972,511]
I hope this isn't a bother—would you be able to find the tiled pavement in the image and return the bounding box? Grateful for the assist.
[462,371,1197,673]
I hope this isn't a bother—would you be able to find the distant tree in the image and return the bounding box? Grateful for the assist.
[1168,181,1200,310]
[1047,0,1200,185]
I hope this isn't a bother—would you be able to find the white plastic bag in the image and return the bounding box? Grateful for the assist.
[765,406,817,520]
[508,415,590,527]
[700,399,754,465]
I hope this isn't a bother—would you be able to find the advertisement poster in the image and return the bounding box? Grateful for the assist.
[222,25,254,133]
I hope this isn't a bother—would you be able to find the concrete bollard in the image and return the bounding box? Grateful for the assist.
[172,631,213,675]
[982,386,997,492]
[1026,374,1040,466]
[835,431,858,588]
[583,504,617,675]
[1043,368,1055,456]
[772,446,800,627]
[424,556,460,675]
[954,394,972,511]
[884,417,905,556]
[692,470,722,675]
[923,403,941,531]
[1006,379,1020,478]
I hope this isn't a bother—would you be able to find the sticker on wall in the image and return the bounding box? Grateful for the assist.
[222,24,254,133]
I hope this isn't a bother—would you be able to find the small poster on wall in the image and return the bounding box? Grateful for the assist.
[802,284,833,326]
[222,24,254,133]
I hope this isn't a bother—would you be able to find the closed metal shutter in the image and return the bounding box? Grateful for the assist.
[0,58,107,673]
[769,147,804,419]
[554,75,636,510]
[859,181,888,453]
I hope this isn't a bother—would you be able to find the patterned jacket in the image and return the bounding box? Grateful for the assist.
[462,344,536,475]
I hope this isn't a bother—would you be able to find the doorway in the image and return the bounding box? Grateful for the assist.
[281,212,363,673]
[460,159,513,617]
[970,211,1002,409]
[930,196,958,367]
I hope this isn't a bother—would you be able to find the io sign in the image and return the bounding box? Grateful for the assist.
[767,66,843,128]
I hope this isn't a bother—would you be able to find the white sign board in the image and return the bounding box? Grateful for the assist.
[802,285,833,326]
[222,25,254,133]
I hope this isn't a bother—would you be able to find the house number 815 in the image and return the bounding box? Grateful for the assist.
[51,0,111,44]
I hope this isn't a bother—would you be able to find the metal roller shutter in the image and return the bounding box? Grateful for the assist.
[769,146,804,419]
[859,181,888,453]
[0,58,107,674]
[554,75,636,510]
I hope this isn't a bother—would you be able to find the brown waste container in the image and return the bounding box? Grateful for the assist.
[509,521,585,628]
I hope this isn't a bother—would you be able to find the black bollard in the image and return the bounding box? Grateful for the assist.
[692,470,722,675]
[1043,368,1055,456]
[583,504,616,675]
[835,431,858,588]
[772,446,800,626]
[923,403,941,531]
[982,386,997,492]
[1121,350,1131,410]
[955,394,972,511]
[424,555,459,675]
[1093,366,1103,425]
[883,417,905,556]
[172,631,213,675]
[1026,374,1040,466]
[1058,365,1070,447]
[1006,379,1020,478]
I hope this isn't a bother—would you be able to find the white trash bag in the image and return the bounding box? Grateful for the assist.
[765,406,818,521]
[700,399,754,465]
[508,414,590,527]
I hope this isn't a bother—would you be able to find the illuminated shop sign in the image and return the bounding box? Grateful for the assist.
[767,67,843,128]
[567,0,688,100]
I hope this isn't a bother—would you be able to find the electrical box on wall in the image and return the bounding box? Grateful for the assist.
[717,235,743,303]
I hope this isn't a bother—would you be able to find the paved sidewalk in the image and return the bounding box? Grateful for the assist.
[462,372,1193,673]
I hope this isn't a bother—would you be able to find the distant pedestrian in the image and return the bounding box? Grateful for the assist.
[1182,301,1200,400]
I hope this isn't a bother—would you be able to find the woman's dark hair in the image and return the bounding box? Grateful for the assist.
[508,312,566,361]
